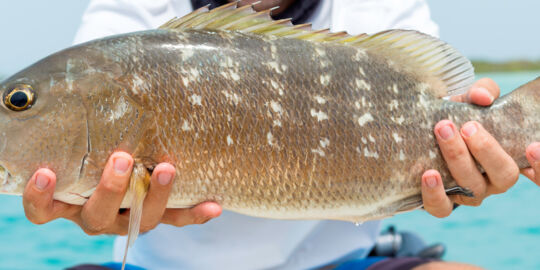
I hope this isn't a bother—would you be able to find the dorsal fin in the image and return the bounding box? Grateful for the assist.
[160,1,474,97]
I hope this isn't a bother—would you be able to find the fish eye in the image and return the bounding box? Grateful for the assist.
[3,84,35,111]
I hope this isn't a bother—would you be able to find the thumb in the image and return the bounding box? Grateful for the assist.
[23,169,57,224]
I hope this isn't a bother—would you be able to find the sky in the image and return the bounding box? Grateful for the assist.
[0,0,539,76]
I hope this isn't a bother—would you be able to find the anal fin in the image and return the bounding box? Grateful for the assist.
[121,163,150,270]
[445,186,474,197]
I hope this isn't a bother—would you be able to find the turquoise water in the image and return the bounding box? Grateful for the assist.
[0,72,539,269]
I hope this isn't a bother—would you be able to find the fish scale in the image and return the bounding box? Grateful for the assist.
[0,3,539,266]
[110,29,444,218]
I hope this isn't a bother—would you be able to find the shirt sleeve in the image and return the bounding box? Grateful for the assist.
[310,0,439,37]
[73,0,192,44]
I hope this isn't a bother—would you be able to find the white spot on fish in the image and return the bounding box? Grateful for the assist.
[221,91,242,105]
[108,98,129,122]
[182,120,191,131]
[320,138,330,148]
[270,100,282,115]
[269,80,285,95]
[189,94,202,106]
[361,137,367,144]
[49,77,56,89]
[357,113,374,126]
[361,97,368,107]
[132,74,144,94]
[226,135,234,145]
[281,65,288,72]
[391,115,405,125]
[66,78,74,92]
[273,119,282,127]
[320,74,331,86]
[388,100,399,110]
[182,77,189,87]
[358,67,366,76]
[220,71,229,79]
[267,132,276,146]
[181,49,194,61]
[65,59,77,92]
[230,71,240,81]
[399,150,406,161]
[417,94,431,108]
[310,109,328,121]
[392,84,399,94]
[368,134,376,143]
[355,79,371,91]
[189,68,200,80]
[429,150,436,159]
[270,80,280,90]
[315,47,326,57]
[354,101,361,109]
[312,148,325,157]
[270,45,277,54]
[314,95,327,104]
[416,83,430,93]
[392,133,402,143]
[364,147,379,159]
[353,50,367,61]
[267,61,281,74]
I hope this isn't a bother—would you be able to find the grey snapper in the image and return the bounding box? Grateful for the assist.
[0,2,539,265]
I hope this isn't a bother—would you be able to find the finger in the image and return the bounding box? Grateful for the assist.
[23,169,56,224]
[22,169,79,224]
[81,152,133,234]
[161,201,222,227]
[521,168,535,182]
[460,121,519,194]
[139,163,176,232]
[434,120,486,205]
[421,170,453,218]
[525,142,540,186]
[450,78,500,106]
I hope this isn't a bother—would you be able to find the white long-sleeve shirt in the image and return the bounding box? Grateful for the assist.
[74,1,438,269]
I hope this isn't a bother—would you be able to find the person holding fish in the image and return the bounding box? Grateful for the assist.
[12,0,540,269]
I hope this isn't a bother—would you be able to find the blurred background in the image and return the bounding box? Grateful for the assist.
[0,1,539,269]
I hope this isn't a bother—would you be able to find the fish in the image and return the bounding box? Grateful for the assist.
[0,2,539,264]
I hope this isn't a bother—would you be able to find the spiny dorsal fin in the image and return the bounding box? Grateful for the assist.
[159,1,474,97]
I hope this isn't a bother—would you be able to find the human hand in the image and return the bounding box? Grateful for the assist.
[22,152,222,235]
[521,143,540,186]
[421,78,520,217]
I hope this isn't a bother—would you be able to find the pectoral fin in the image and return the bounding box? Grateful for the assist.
[121,163,150,270]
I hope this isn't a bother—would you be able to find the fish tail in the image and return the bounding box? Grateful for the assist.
[479,76,540,170]
[121,163,150,270]
[515,76,540,98]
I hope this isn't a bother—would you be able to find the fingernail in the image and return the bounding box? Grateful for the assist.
[461,122,477,138]
[158,172,172,186]
[114,157,130,174]
[437,124,454,140]
[35,174,50,190]
[475,87,494,104]
[531,145,540,161]
[425,176,438,188]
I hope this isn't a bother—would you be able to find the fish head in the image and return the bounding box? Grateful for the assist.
[0,46,105,195]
